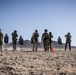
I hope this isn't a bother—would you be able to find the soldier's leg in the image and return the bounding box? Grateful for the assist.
[44,42,46,51]
[15,44,16,50]
[43,43,45,51]
[13,43,14,50]
[13,43,16,51]
[69,42,71,50]
[65,42,67,50]
[50,42,52,51]
[47,43,49,51]
[45,42,48,51]
[13,41,15,51]
[35,43,38,51]
[33,42,35,51]
[0,45,2,51]
[13,43,15,51]
[33,44,34,51]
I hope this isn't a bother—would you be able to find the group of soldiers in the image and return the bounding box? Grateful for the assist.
[0,29,72,51]
[31,29,71,51]
[0,29,24,51]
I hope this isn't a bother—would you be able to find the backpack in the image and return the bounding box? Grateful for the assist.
[43,33,49,41]
[33,33,39,39]
[31,37,33,44]
[67,35,71,40]
[12,33,17,39]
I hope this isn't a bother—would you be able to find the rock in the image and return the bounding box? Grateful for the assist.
[33,57,37,60]
[57,67,60,70]
[60,72,66,75]
[0,54,3,56]
[45,57,49,60]
[55,57,59,59]
[30,66,34,68]
[29,71,35,75]
[6,66,15,71]
[40,72,46,75]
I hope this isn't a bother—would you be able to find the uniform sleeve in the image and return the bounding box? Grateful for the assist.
[17,34,18,37]
[38,33,39,37]
[41,34,44,41]
[2,33,3,40]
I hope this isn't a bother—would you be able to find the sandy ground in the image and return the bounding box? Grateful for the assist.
[0,48,76,75]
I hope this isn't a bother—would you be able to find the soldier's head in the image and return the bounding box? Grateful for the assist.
[49,32,52,35]
[35,30,38,33]
[14,30,17,33]
[58,36,60,39]
[0,29,1,32]
[44,29,47,33]
[68,32,70,35]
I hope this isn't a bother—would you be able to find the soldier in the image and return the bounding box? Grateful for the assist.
[42,29,49,51]
[32,30,39,51]
[49,32,53,51]
[0,29,3,51]
[4,34,9,50]
[65,32,71,50]
[19,36,24,50]
[58,36,62,46]
[12,30,18,51]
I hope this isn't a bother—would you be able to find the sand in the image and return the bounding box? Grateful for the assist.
[0,48,76,75]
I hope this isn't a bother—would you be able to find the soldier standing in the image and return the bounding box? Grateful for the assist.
[0,29,3,51]
[65,32,71,50]
[32,30,39,51]
[12,30,18,51]
[49,32,53,51]
[42,29,49,51]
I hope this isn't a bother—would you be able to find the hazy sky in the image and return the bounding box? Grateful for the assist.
[0,0,76,46]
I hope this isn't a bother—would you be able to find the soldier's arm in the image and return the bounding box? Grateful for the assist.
[38,33,39,37]
[52,35,53,38]
[17,34,18,37]
[41,34,43,42]
[70,35,72,38]
[32,33,35,38]
[65,35,67,37]
[2,33,3,40]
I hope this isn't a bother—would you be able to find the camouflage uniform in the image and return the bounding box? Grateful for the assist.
[12,31,18,51]
[0,30,3,51]
[65,33,71,50]
[32,30,39,51]
[42,30,49,51]
[49,32,53,50]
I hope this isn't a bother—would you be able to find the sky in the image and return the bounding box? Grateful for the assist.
[0,0,76,46]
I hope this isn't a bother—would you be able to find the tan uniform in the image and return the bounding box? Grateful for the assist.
[32,32,39,51]
[65,33,71,50]
[42,33,49,51]
[12,32,18,50]
[0,32,3,50]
